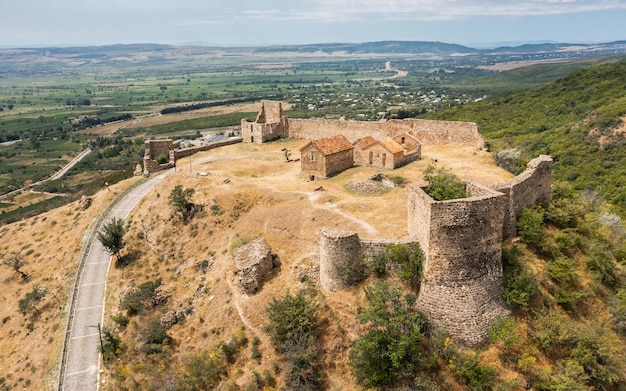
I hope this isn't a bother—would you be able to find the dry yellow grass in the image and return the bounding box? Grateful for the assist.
[1,139,512,389]
[97,140,512,387]
[0,177,141,390]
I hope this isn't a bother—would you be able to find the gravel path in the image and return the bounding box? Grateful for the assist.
[58,169,173,391]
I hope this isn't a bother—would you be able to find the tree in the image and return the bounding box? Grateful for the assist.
[1,251,29,280]
[97,217,126,261]
[18,286,47,315]
[423,163,467,201]
[168,185,196,222]
[349,281,426,387]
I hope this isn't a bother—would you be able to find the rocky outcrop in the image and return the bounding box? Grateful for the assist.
[233,237,275,294]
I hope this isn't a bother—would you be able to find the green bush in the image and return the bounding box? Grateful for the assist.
[264,291,318,351]
[423,164,467,201]
[155,153,169,164]
[119,278,163,315]
[264,290,322,391]
[585,247,619,287]
[385,242,424,289]
[502,246,539,309]
[518,206,545,245]
[451,353,497,391]
[349,281,425,387]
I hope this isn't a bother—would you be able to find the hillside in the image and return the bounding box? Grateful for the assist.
[425,59,626,215]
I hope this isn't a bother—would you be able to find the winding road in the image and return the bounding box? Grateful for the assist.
[58,169,173,391]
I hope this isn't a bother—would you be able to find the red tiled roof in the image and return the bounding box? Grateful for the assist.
[354,136,376,148]
[380,139,405,154]
[307,135,354,156]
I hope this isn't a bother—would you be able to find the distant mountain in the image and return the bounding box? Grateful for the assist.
[2,40,626,68]
[252,41,479,55]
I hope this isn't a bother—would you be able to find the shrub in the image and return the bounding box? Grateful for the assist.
[502,245,539,309]
[119,278,163,315]
[155,154,169,164]
[370,253,387,277]
[518,206,545,245]
[168,185,196,222]
[423,164,467,201]
[264,291,318,351]
[264,290,322,391]
[18,286,47,316]
[585,247,619,287]
[451,353,497,391]
[100,325,122,363]
[181,348,228,389]
[349,281,425,387]
[140,318,172,355]
[385,242,424,290]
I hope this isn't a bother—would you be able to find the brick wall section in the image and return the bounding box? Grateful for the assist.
[409,183,510,346]
[288,118,484,148]
[492,155,552,238]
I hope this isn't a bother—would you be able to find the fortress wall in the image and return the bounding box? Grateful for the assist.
[289,118,484,148]
[411,183,510,346]
[492,155,552,238]
[407,185,433,255]
[144,139,173,159]
[319,229,416,291]
[418,277,510,347]
[172,137,242,160]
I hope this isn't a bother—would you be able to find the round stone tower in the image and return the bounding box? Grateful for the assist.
[319,228,365,292]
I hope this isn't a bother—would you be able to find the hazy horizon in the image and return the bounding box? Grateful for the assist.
[1,0,625,48]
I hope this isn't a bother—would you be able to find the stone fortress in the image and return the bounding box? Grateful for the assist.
[242,101,553,346]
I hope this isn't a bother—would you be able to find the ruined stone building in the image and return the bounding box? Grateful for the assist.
[299,135,354,180]
[241,100,289,144]
[319,155,553,346]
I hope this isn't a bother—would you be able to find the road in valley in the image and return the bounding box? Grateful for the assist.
[58,169,173,391]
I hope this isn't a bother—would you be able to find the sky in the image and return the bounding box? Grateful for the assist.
[1,0,625,48]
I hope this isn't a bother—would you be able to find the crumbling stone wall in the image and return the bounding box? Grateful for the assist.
[319,229,414,292]
[492,155,553,238]
[143,139,175,174]
[288,118,484,148]
[233,237,275,295]
[241,100,289,143]
[408,183,510,346]
[172,137,242,160]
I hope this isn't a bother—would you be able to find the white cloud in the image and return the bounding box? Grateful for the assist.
[228,0,626,23]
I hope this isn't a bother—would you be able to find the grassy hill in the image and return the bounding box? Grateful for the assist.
[425,58,626,215]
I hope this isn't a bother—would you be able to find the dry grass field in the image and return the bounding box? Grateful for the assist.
[0,139,512,390]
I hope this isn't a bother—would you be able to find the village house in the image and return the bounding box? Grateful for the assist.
[300,135,354,180]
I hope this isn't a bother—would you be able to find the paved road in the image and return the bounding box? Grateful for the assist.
[59,169,173,391]
[50,149,93,181]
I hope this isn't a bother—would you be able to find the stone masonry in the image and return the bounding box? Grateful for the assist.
[241,100,484,148]
[318,155,552,346]
[233,237,275,295]
[408,182,510,346]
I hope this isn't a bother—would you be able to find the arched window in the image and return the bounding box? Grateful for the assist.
[382,153,387,167]
[368,151,374,165]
